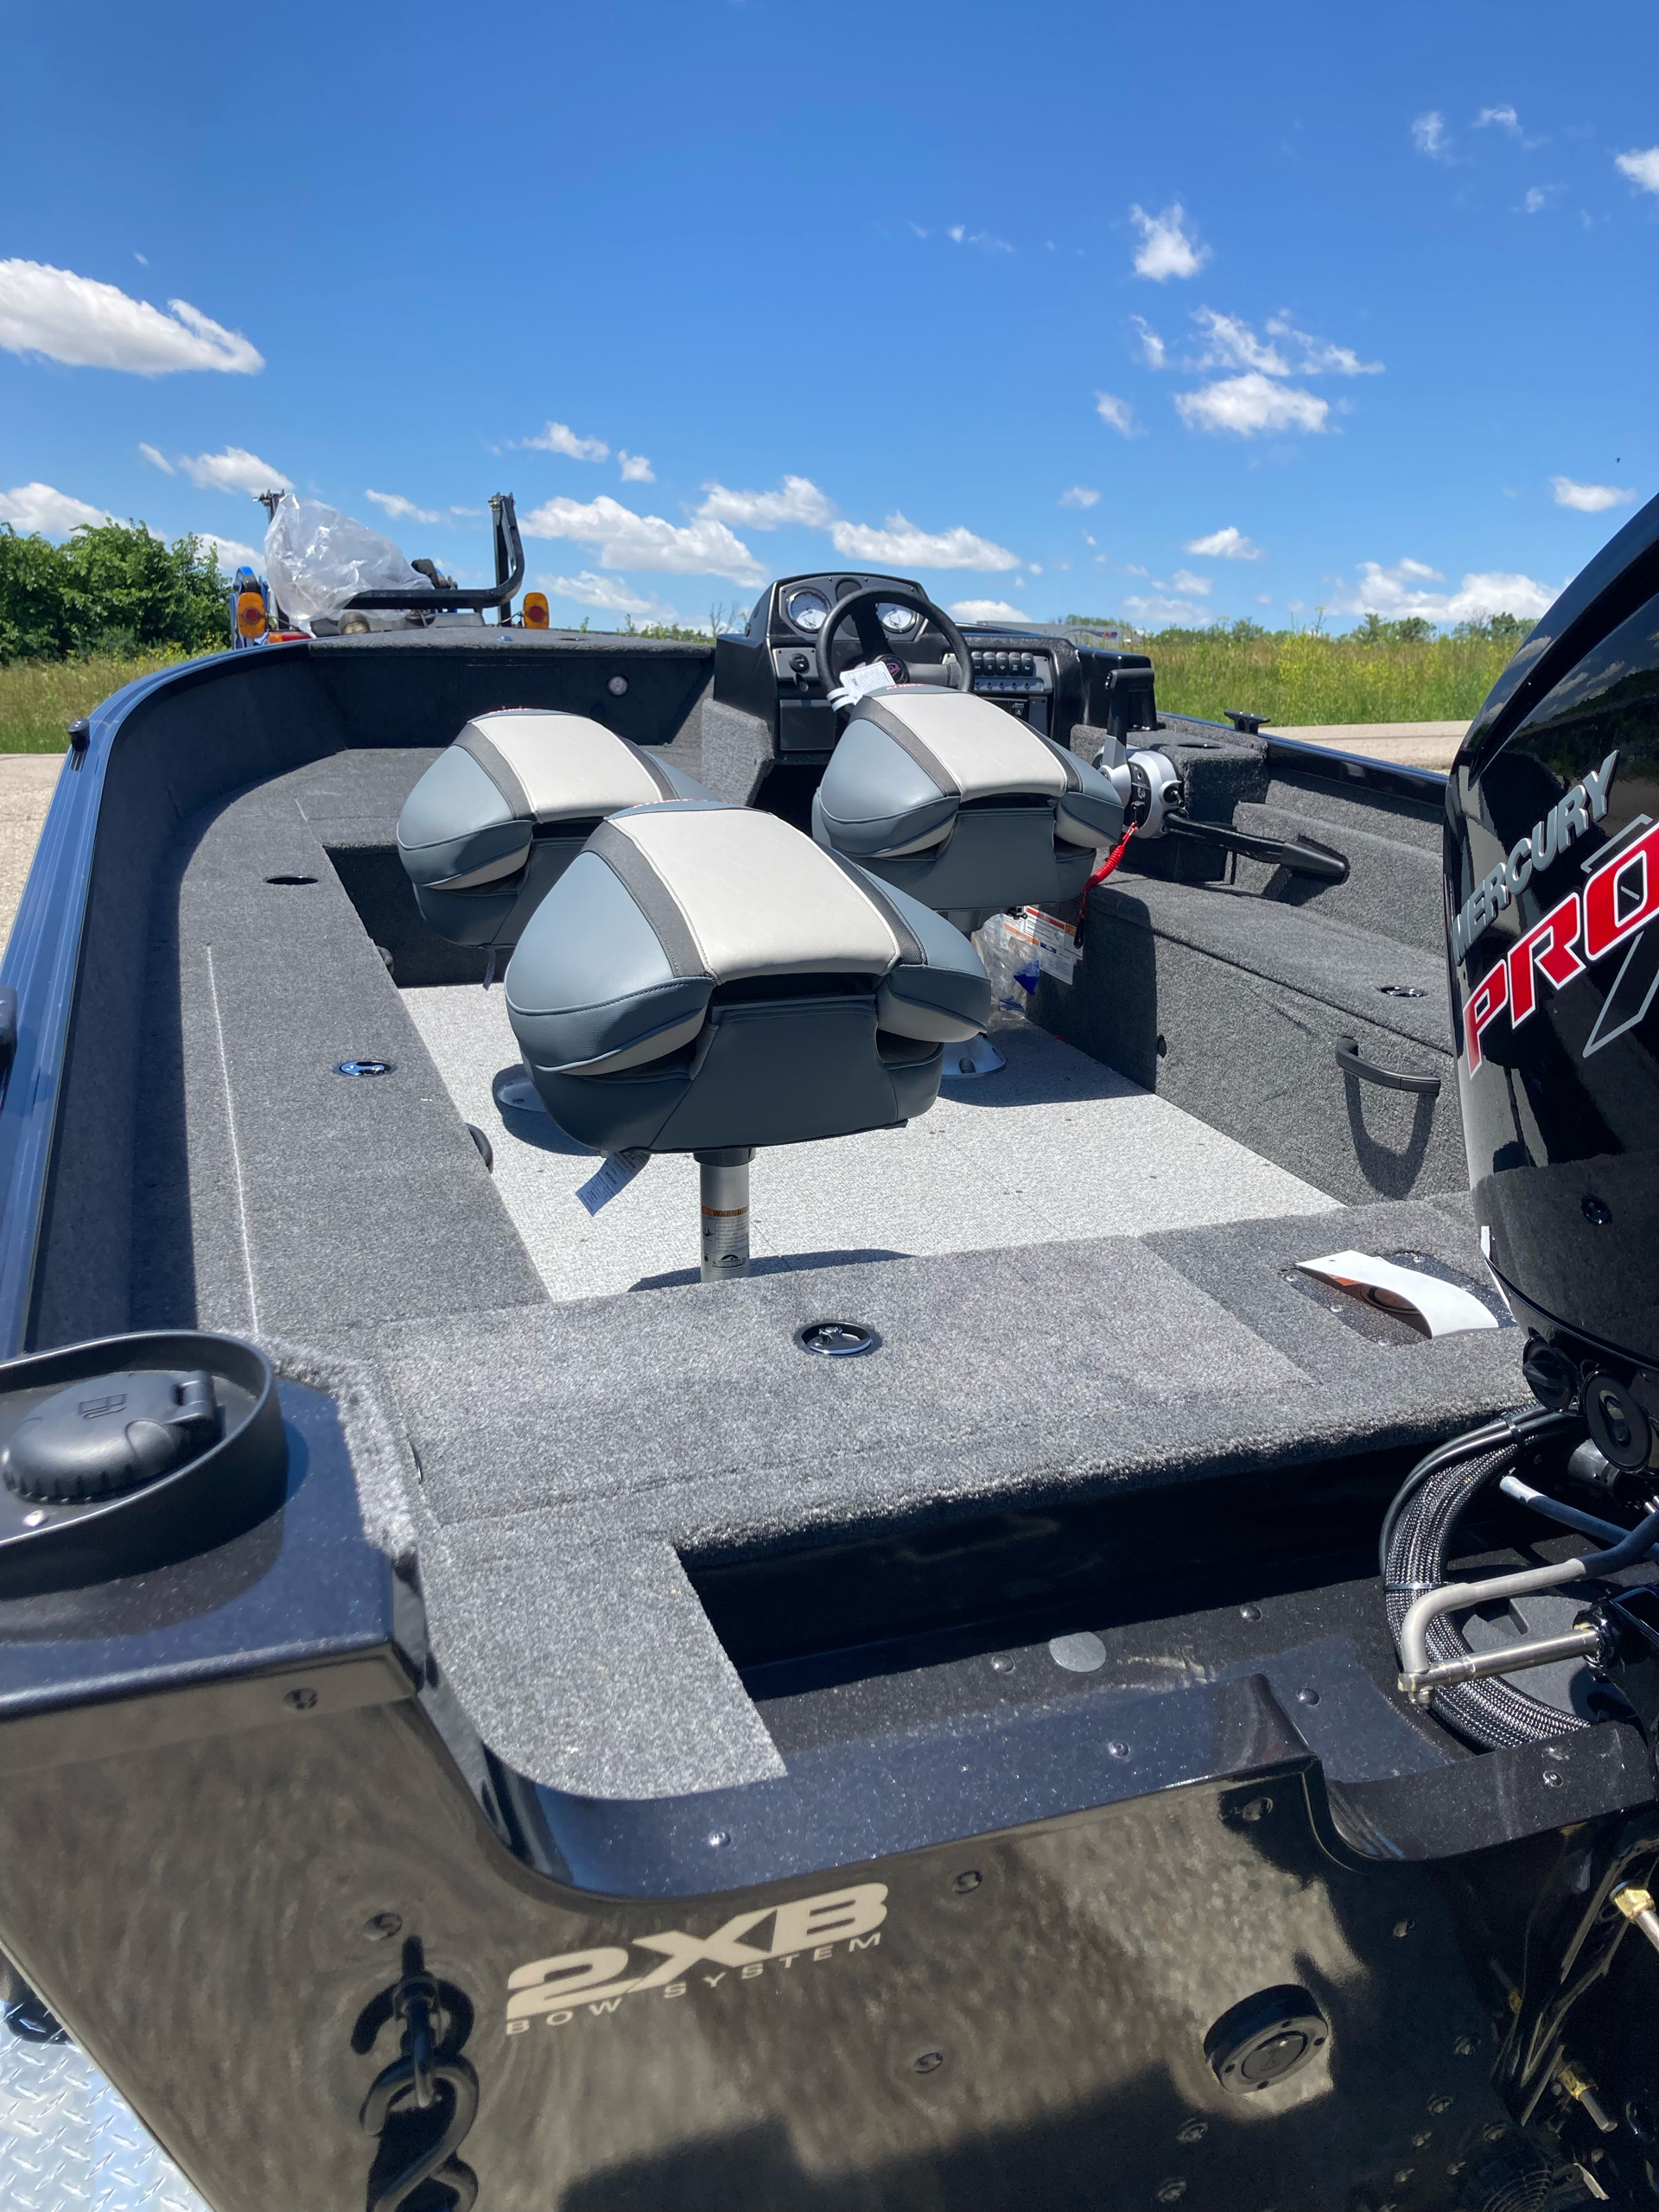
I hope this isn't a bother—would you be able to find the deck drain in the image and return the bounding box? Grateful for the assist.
[265,872,318,886]
[796,1321,880,1357]
[1377,983,1425,998]
[335,1059,395,1077]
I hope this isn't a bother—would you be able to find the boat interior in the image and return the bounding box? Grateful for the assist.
[12,577,1588,1859]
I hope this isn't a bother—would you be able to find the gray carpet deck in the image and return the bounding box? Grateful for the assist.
[403,985,1338,1301]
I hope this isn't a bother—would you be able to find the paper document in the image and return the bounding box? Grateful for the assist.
[1023,907,1078,982]
[576,1149,650,1216]
[828,658,901,707]
[1296,1249,1498,1338]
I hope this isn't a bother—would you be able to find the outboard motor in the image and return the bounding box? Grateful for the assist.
[1446,489,1659,1446]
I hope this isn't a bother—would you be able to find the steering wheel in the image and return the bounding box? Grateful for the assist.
[815,585,974,696]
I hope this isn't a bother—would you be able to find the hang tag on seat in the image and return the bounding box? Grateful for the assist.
[576,1148,650,1215]
[829,658,903,708]
[1295,1249,1498,1338]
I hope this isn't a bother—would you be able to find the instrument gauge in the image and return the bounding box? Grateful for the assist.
[785,588,830,632]
[878,602,920,636]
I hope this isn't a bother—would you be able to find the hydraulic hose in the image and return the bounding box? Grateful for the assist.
[1381,1411,1597,1751]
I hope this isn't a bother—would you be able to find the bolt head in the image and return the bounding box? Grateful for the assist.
[1240,1605,1262,1622]
[283,1687,319,1712]
[1107,1740,1131,1759]
[912,2050,944,2075]
[953,1870,982,1894]
[1542,1770,1562,1788]
[1427,2093,1453,2115]
[1411,2132,1432,2148]
[1392,1918,1414,1939]
[1482,2121,1508,2144]
[706,1830,731,1848]
[1240,1796,1273,1822]
[1394,2169,1414,2186]
[1453,2036,1476,2056]
[1296,1688,1320,1707]
[362,1913,403,1942]
[1177,2120,1207,2145]
[988,1656,1014,1675]
[1155,2182,1187,2204]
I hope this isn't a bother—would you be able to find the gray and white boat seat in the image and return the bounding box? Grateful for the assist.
[396,707,713,951]
[811,685,1125,921]
[502,799,989,1154]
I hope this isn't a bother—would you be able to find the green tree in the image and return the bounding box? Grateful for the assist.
[60,522,227,657]
[0,528,73,664]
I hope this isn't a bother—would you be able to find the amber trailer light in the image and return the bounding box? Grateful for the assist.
[522,592,550,629]
[235,592,268,640]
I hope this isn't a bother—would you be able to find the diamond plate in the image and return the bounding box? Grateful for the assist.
[0,2019,207,2212]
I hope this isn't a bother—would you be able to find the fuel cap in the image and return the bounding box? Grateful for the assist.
[1204,1986,1329,2094]
[2,1370,219,1503]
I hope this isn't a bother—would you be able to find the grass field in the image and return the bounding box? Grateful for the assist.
[0,650,192,752]
[0,627,1521,750]
[1133,628,1512,728]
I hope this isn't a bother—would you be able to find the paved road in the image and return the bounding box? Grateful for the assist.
[0,755,62,956]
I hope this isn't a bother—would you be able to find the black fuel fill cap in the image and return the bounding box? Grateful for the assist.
[2,1370,220,1503]
[0,1332,286,1599]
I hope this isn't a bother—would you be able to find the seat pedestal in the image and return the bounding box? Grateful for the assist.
[941,1032,1007,1080]
[696,1148,753,1282]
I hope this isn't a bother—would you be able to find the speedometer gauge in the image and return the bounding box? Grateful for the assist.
[878,602,920,636]
[785,588,830,632]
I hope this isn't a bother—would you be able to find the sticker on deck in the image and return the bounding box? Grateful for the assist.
[576,1148,650,1215]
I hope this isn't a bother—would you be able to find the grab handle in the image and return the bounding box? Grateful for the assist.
[1334,1035,1441,1096]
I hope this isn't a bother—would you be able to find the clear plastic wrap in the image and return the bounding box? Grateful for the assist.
[263,494,432,627]
[973,912,1043,1028]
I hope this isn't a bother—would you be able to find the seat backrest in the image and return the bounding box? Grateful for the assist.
[503,802,989,1154]
[397,709,711,950]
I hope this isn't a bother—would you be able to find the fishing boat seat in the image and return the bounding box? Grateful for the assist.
[810,687,1124,924]
[502,800,988,1154]
[396,708,713,952]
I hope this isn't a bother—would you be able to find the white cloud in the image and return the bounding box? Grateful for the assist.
[1523,188,1548,214]
[0,481,111,535]
[1550,475,1637,513]
[539,571,655,613]
[1476,105,1521,135]
[1185,308,1381,378]
[1122,593,1211,626]
[950,598,1025,622]
[1262,313,1382,376]
[1029,562,1043,575]
[827,513,1018,571]
[1189,308,1290,375]
[138,442,173,474]
[177,446,291,497]
[522,421,609,461]
[519,493,764,584]
[1254,594,1273,607]
[1059,486,1100,508]
[1412,111,1452,162]
[1129,203,1208,282]
[0,260,262,374]
[696,475,836,530]
[618,452,654,483]
[1185,525,1264,561]
[195,531,261,569]
[1095,391,1140,438]
[1168,569,1211,595]
[365,489,442,526]
[1084,532,1096,547]
[1339,556,1556,622]
[1616,148,1659,195]
[1129,315,1166,368]
[1173,373,1329,436]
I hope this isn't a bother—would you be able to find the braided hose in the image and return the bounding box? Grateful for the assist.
[1383,1440,1594,1751]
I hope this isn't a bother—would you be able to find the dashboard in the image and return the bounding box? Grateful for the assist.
[714,570,1157,760]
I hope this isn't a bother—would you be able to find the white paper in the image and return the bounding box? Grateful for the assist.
[1296,1249,1498,1338]
[828,658,900,707]
[576,1148,650,1216]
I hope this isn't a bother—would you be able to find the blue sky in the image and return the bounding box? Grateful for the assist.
[2,0,1656,634]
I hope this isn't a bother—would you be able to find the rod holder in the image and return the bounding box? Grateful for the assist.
[696,1148,753,1283]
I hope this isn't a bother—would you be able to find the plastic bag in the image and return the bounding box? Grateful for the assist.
[263,494,432,627]
[973,913,1043,1028]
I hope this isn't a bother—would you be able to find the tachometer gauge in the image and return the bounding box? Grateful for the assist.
[785,588,830,632]
[878,602,920,636]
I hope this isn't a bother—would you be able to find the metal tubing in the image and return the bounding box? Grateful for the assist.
[1398,1624,1601,1705]
[1399,1500,1659,1679]
[1613,1885,1659,1959]
[696,1148,753,1283]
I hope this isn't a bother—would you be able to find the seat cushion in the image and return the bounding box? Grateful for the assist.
[397,710,712,950]
[812,691,1124,913]
[503,802,990,1154]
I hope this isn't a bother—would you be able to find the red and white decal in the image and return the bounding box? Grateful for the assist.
[1465,817,1659,1071]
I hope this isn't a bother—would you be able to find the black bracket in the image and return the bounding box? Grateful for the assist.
[1334,1035,1442,1096]
[345,493,524,613]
